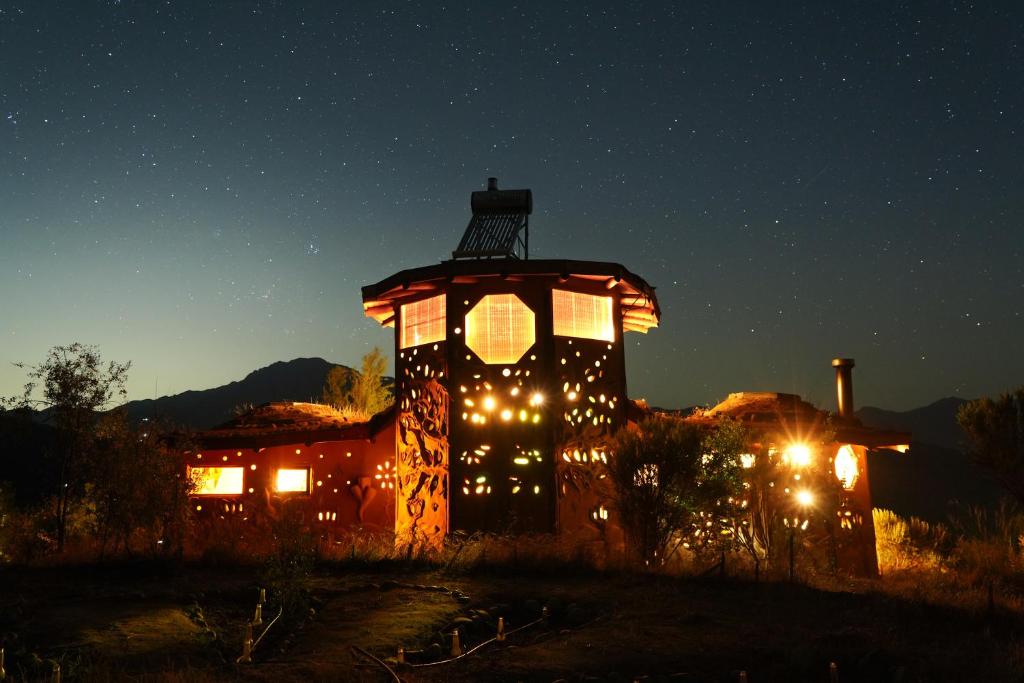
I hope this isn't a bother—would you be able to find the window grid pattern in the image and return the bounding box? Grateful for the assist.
[400,294,446,349]
[552,289,615,342]
[465,294,536,364]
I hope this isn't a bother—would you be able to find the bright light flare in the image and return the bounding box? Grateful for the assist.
[783,443,813,468]
[795,489,814,507]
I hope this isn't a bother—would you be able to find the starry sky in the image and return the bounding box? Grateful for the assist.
[2,2,1022,411]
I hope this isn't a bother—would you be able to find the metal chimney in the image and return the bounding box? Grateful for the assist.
[831,358,855,419]
[487,177,498,191]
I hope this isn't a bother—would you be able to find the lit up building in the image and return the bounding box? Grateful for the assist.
[360,179,659,548]
[186,180,907,574]
[186,179,658,550]
[686,359,910,576]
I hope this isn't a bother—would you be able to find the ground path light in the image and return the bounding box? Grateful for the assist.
[497,616,506,641]
[253,602,263,626]
[450,629,462,657]
[237,623,253,664]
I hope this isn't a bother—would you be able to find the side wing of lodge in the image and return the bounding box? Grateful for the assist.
[184,180,909,575]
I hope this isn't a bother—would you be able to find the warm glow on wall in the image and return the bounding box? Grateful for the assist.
[834,444,859,490]
[464,293,536,364]
[191,466,244,495]
[552,289,615,342]
[276,468,310,493]
[400,294,446,349]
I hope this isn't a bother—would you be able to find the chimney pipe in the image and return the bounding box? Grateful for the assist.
[487,177,498,191]
[831,358,855,419]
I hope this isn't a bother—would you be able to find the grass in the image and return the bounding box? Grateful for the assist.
[7,511,1024,681]
[3,554,1024,682]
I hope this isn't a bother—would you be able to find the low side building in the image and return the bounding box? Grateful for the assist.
[187,402,396,533]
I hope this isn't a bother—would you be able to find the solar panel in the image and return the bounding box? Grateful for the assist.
[452,179,532,260]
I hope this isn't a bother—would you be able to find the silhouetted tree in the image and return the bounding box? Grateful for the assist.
[958,389,1024,506]
[5,344,130,550]
[90,411,196,557]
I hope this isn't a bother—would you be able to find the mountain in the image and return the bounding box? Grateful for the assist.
[122,358,355,429]
[856,397,969,451]
[857,397,1005,522]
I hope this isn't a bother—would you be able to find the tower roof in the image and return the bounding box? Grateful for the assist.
[361,258,660,333]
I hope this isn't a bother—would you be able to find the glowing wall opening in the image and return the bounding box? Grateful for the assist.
[464,293,536,364]
[552,289,615,342]
[276,468,311,493]
[400,294,446,349]
[834,444,859,490]
[191,466,244,495]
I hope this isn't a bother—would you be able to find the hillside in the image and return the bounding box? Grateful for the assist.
[857,397,1005,522]
[121,358,357,430]
[857,397,968,451]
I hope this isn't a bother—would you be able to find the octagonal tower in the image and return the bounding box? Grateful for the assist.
[362,180,660,548]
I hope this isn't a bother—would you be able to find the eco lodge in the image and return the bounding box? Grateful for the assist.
[186,180,909,574]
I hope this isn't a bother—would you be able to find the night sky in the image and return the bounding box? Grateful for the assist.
[2,2,1021,411]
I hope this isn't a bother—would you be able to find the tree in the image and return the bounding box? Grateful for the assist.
[321,366,355,410]
[958,389,1024,506]
[729,425,842,574]
[322,348,392,417]
[608,416,744,567]
[349,347,391,416]
[90,411,196,557]
[5,344,130,550]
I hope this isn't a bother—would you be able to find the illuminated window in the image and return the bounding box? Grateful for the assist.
[552,289,615,342]
[276,468,311,493]
[465,294,536,364]
[400,294,446,349]
[834,445,859,490]
[190,467,244,495]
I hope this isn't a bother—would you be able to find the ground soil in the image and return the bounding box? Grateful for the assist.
[2,561,1022,682]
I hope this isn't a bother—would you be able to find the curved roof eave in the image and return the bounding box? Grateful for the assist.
[360,258,661,333]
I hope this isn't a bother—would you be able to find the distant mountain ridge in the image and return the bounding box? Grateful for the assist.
[122,358,356,430]
[856,397,969,451]
[856,397,1005,522]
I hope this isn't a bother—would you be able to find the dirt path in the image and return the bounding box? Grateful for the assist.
[249,584,464,681]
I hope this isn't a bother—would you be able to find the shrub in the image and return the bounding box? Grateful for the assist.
[873,508,945,573]
[608,416,744,567]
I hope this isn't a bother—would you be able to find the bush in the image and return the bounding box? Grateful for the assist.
[873,508,945,573]
[608,416,744,568]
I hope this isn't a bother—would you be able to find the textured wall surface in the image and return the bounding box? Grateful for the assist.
[553,334,627,544]
[395,343,449,550]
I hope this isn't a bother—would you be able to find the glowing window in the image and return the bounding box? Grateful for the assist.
[465,294,536,364]
[276,468,311,493]
[190,467,244,496]
[552,289,615,342]
[400,294,446,349]
[834,445,859,490]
